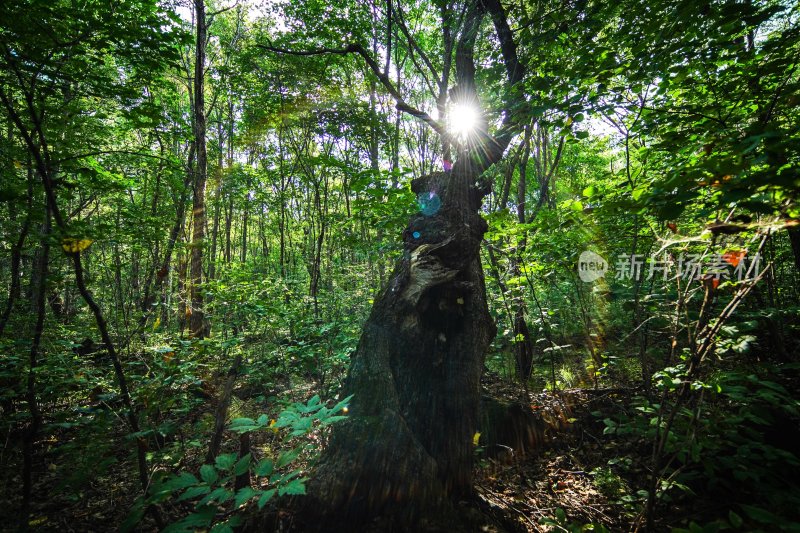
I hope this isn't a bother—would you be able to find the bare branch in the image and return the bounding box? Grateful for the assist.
[209,2,239,18]
[481,0,522,88]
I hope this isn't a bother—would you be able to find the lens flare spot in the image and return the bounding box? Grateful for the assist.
[417,191,441,216]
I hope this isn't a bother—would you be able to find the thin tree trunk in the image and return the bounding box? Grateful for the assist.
[789,226,800,272]
[225,194,233,264]
[0,172,32,337]
[20,206,49,528]
[240,182,249,263]
[511,124,535,380]
[190,0,208,338]
[142,175,192,328]
[206,354,243,463]
[209,126,223,281]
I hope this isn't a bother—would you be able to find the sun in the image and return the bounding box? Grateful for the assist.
[448,102,479,139]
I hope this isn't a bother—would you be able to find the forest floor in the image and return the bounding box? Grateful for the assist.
[473,375,646,532]
[10,375,679,532]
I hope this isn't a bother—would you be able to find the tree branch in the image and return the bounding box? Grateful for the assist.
[393,2,441,89]
[54,150,183,168]
[481,0,524,146]
[257,42,454,142]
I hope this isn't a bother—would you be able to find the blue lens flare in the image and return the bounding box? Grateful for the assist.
[417,191,441,216]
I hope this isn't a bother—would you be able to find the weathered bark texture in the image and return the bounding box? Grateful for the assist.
[302,166,496,528]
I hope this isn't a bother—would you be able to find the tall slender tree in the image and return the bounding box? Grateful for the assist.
[190,0,209,338]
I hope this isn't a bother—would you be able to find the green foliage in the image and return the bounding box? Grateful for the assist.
[603,365,800,528]
[539,508,611,533]
[124,394,351,532]
[589,466,628,499]
[1,0,799,528]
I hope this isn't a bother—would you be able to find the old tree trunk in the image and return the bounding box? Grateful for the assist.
[303,160,496,527]
[250,0,524,529]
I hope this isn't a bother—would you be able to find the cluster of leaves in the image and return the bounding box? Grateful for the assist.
[539,508,611,533]
[124,394,352,532]
[602,364,800,529]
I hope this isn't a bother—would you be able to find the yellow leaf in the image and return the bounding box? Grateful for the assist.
[472,431,481,446]
[61,238,93,254]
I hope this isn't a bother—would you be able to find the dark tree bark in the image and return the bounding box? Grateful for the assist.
[20,205,48,528]
[206,354,243,463]
[789,226,800,272]
[304,164,496,527]
[190,0,208,338]
[0,171,32,337]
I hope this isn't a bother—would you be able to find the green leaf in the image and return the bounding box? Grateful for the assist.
[742,505,781,524]
[331,395,354,414]
[728,511,743,528]
[160,472,199,492]
[320,415,347,426]
[162,506,215,533]
[120,501,145,533]
[200,464,218,484]
[276,449,300,469]
[257,489,276,509]
[255,458,274,477]
[234,486,257,508]
[229,417,258,433]
[234,453,251,476]
[176,484,211,502]
[200,487,233,506]
[215,453,237,471]
[278,477,307,496]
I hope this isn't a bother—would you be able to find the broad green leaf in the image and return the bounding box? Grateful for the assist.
[257,489,276,509]
[234,453,252,476]
[176,485,211,502]
[215,453,237,471]
[278,477,307,496]
[234,486,257,508]
[255,459,274,477]
[199,464,218,485]
[276,449,300,469]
